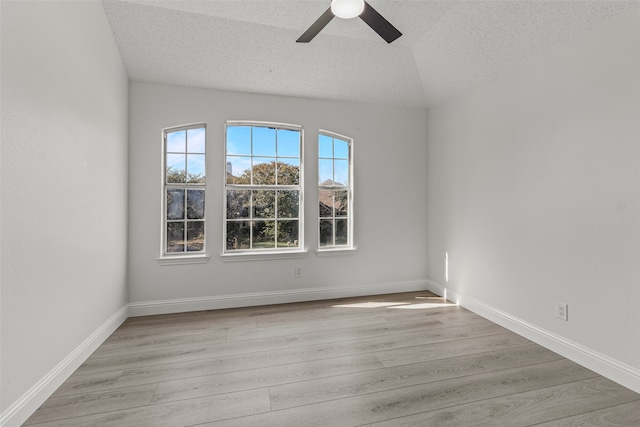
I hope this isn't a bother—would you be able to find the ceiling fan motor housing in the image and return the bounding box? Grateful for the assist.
[331,0,365,19]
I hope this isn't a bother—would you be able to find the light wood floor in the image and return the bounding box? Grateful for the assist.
[25,291,640,426]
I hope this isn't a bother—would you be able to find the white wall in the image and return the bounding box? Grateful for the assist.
[128,82,428,309]
[0,1,129,425]
[426,7,640,390]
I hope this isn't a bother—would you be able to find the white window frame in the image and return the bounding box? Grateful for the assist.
[223,121,304,258]
[317,130,354,252]
[159,123,209,264]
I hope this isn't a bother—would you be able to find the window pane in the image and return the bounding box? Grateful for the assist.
[187,128,205,153]
[319,189,333,217]
[319,219,333,247]
[167,130,186,152]
[253,158,276,185]
[227,190,250,219]
[226,156,251,184]
[319,134,333,158]
[187,189,205,219]
[253,190,275,219]
[319,159,333,185]
[335,190,348,217]
[334,159,349,186]
[187,154,205,183]
[277,220,299,248]
[277,159,299,185]
[253,127,276,157]
[227,221,250,250]
[334,139,349,159]
[335,219,348,245]
[186,221,205,251]
[277,129,300,157]
[167,222,185,252]
[227,126,251,155]
[166,154,186,183]
[253,220,275,249]
[278,190,299,218]
[167,189,185,220]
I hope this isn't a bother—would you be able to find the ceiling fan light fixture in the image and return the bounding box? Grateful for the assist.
[331,0,365,19]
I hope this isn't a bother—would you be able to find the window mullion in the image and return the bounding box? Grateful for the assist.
[332,191,336,246]
[250,189,254,250]
[183,185,188,252]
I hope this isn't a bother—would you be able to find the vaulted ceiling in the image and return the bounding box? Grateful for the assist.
[102,1,636,108]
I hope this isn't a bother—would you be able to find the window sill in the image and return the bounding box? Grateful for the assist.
[157,254,210,266]
[315,247,357,257]
[221,250,308,262]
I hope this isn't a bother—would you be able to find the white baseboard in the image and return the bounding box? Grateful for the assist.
[128,280,429,317]
[0,305,129,427]
[425,279,640,394]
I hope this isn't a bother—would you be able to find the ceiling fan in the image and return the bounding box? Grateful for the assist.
[297,0,402,44]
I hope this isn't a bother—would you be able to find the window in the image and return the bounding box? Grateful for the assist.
[162,125,206,255]
[318,131,353,249]
[224,122,303,253]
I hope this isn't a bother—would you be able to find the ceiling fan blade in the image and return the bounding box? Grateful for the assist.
[360,1,402,43]
[297,7,334,43]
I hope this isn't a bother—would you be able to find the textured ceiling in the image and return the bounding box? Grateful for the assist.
[102,0,637,108]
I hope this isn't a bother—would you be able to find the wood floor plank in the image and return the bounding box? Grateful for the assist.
[201,359,597,427]
[286,320,506,350]
[49,370,123,398]
[284,317,446,347]
[150,353,383,404]
[251,292,453,328]
[284,310,490,349]
[24,384,157,424]
[24,389,271,427]
[368,377,640,426]
[268,357,589,411]
[375,330,532,367]
[76,337,290,375]
[93,330,228,358]
[110,315,255,340]
[226,314,390,342]
[532,399,640,426]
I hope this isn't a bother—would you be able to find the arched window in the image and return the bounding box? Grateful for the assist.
[224,121,303,253]
[318,131,353,249]
[162,124,206,255]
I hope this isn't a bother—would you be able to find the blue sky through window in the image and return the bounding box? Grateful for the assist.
[319,134,349,186]
[187,128,205,153]
[253,127,276,156]
[277,129,300,157]
[227,126,251,155]
[167,130,186,152]
[227,125,301,180]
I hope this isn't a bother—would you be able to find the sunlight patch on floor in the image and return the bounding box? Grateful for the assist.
[332,302,410,308]
[389,302,457,309]
[333,297,457,309]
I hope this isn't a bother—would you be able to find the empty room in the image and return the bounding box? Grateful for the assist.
[1,1,639,426]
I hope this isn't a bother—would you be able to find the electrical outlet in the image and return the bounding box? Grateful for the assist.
[556,302,568,321]
[295,266,303,278]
